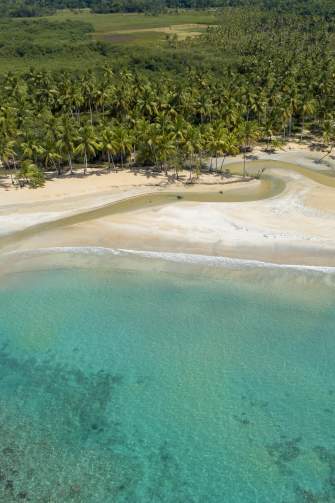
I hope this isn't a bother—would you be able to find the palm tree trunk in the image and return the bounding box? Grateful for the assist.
[89,100,93,125]
[107,151,112,171]
[220,156,225,173]
[111,155,116,172]
[11,155,17,176]
[68,153,73,175]
[84,152,87,175]
[189,154,193,182]
[300,115,304,141]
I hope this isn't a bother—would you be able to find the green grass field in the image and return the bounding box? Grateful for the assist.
[46,9,216,46]
[48,9,216,33]
[0,9,216,72]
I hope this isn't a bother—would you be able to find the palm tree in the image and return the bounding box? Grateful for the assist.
[114,125,133,169]
[206,122,229,172]
[220,131,239,172]
[322,118,335,149]
[17,160,45,188]
[100,125,118,171]
[237,120,260,178]
[320,118,335,164]
[0,138,18,184]
[75,124,100,175]
[57,116,77,175]
[45,149,63,176]
[178,124,202,182]
[156,132,176,175]
[21,135,45,165]
[300,98,317,141]
[80,71,97,124]
[262,118,275,151]
[43,113,63,175]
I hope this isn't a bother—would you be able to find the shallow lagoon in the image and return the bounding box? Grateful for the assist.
[0,258,334,502]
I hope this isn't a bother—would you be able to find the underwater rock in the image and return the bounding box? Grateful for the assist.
[294,486,320,502]
[267,437,302,464]
[17,491,28,499]
[69,484,81,496]
[5,479,14,491]
[233,413,251,426]
[2,447,14,456]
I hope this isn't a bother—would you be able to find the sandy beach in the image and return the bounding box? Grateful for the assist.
[1,143,335,267]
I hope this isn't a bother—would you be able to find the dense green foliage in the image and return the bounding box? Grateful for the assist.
[2,0,335,17]
[0,0,218,17]
[0,11,216,72]
[0,4,335,186]
[218,0,335,17]
[0,19,94,58]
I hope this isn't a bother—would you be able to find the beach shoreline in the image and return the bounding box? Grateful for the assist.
[1,144,335,269]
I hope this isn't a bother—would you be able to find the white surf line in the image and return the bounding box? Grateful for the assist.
[3,246,335,274]
[119,248,335,273]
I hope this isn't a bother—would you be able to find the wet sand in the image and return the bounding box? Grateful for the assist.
[1,146,335,268]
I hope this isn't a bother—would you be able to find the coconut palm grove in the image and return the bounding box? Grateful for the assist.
[0,1,335,186]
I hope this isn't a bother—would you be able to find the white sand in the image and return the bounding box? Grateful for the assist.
[1,144,335,267]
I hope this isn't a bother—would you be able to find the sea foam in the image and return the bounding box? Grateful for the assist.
[5,246,335,274]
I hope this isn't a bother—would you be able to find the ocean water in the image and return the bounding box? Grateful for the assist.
[0,259,335,502]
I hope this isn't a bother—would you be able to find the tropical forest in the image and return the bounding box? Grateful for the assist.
[0,0,334,186]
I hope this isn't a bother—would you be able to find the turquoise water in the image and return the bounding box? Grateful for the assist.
[0,262,335,502]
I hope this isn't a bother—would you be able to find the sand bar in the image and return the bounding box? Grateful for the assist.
[1,144,335,267]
